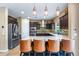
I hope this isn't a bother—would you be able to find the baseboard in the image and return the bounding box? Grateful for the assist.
[0,49,8,52]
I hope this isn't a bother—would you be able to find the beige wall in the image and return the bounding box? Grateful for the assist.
[68,3,79,56]
[0,7,8,52]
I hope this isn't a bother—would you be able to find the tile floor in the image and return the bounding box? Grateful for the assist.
[0,46,20,56]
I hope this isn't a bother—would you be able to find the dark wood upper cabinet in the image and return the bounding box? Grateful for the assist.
[60,14,68,29]
[46,20,55,29]
[30,22,40,29]
[8,16,17,24]
[46,23,52,29]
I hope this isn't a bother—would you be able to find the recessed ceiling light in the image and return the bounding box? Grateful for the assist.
[27,16,31,19]
[21,11,24,14]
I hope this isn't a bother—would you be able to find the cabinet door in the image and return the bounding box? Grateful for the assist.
[60,14,68,29]
[46,23,52,29]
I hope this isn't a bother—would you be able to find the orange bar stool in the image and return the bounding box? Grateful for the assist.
[60,39,74,56]
[33,40,45,56]
[47,39,60,56]
[20,40,32,56]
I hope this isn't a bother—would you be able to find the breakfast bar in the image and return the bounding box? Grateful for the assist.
[29,34,70,41]
[20,34,74,56]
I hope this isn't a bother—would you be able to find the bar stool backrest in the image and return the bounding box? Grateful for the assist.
[33,40,45,53]
[47,39,60,52]
[61,39,74,52]
[20,40,32,52]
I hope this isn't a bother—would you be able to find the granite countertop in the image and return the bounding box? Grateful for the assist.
[29,33,70,41]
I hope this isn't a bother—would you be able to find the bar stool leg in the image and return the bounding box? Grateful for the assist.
[71,52,74,56]
[20,52,24,56]
[43,52,45,56]
[34,52,36,56]
[58,52,60,56]
[28,52,30,56]
[64,51,66,56]
[20,52,22,56]
[49,52,51,56]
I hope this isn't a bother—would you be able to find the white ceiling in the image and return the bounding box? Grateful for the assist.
[0,3,68,20]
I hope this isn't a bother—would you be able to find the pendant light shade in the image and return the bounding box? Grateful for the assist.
[56,6,60,16]
[33,6,36,16]
[44,5,48,16]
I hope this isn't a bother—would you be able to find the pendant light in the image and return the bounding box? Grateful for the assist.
[33,5,36,16]
[56,6,60,16]
[41,5,48,28]
[44,5,48,16]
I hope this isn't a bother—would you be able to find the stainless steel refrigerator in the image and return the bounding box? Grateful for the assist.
[8,23,19,49]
